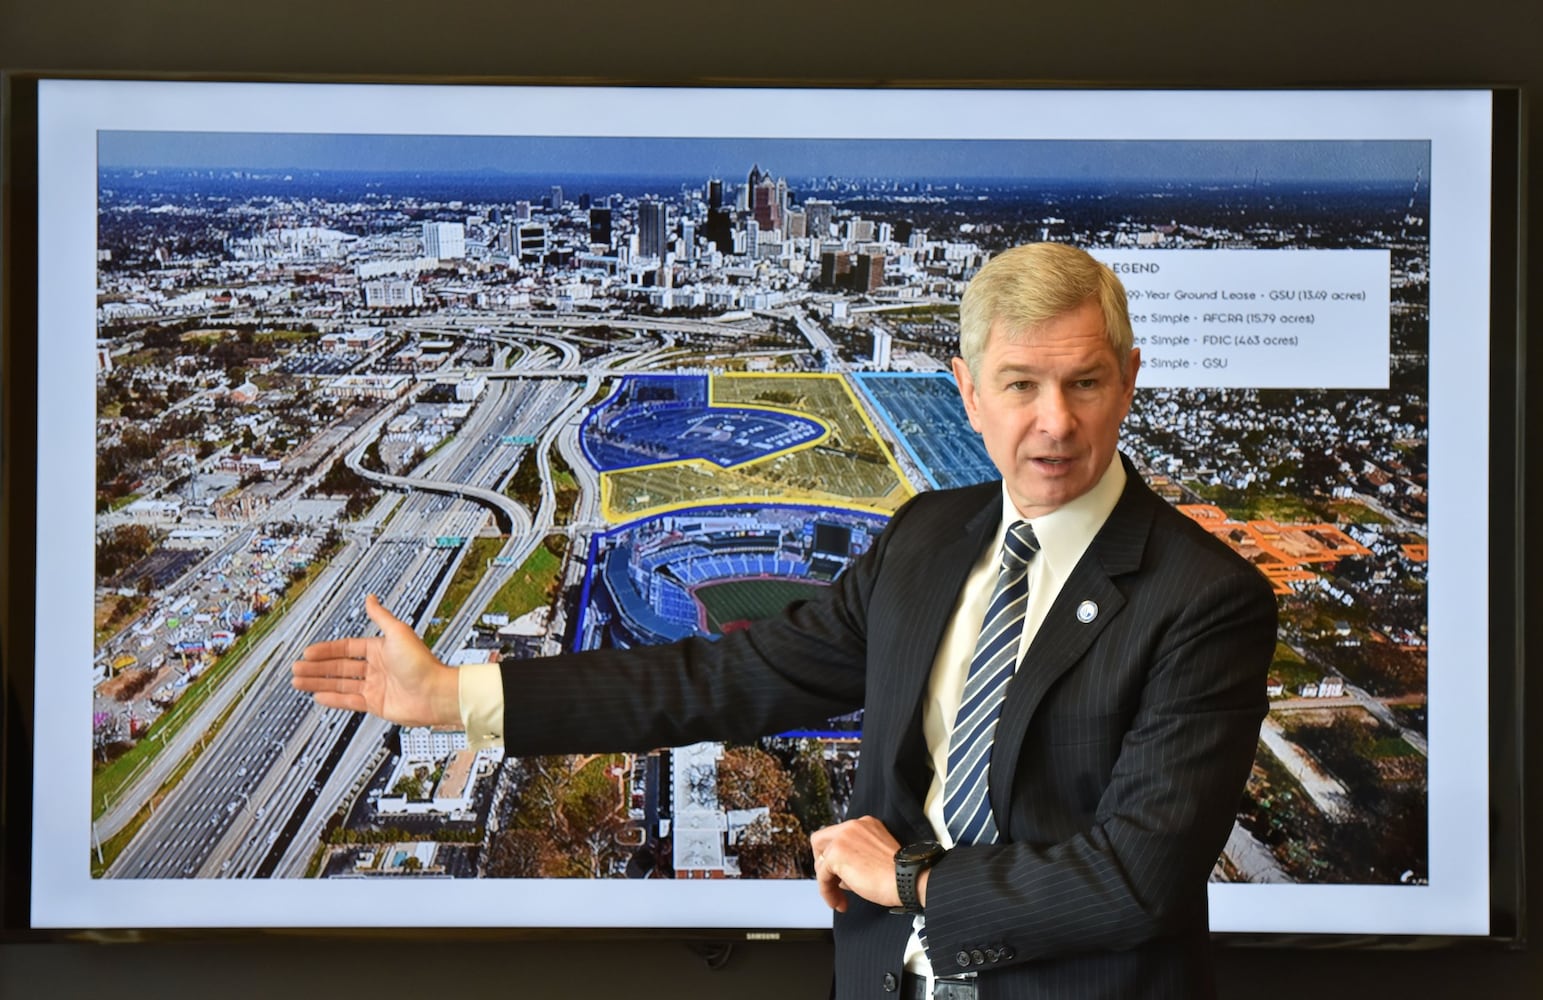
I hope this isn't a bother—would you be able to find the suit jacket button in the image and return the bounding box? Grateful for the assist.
[970,949,986,966]
[882,972,898,992]
[999,945,1016,961]
[955,951,972,969]
[985,948,1001,963]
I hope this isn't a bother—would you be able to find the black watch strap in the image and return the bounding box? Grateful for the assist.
[892,841,946,915]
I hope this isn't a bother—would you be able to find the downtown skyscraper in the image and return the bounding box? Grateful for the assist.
[638,199,669,260]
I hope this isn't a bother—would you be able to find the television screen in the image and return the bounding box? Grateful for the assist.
[11,79,1514,936]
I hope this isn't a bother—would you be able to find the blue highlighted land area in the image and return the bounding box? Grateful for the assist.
[856,373,996,490]
[581,374,824,471]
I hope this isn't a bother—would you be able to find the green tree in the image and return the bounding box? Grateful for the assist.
[789,741,837,833]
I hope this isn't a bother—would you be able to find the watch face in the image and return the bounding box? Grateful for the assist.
[898,841,945,865]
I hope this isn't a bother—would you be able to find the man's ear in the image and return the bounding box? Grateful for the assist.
[1121,347,1142,408]
[951,356,984,433]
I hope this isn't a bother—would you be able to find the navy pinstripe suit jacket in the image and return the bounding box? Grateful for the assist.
[503,456,1277,999]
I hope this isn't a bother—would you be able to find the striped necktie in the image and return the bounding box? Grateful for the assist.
[943,520,1040,845]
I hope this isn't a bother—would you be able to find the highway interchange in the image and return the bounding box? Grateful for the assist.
[101,314,755,879]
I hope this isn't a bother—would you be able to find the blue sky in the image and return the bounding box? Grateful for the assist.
[99,133,1428,185]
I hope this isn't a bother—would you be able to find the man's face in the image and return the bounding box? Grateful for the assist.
[952,299,1140,520]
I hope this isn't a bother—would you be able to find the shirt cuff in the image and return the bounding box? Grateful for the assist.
[457,661,505,750]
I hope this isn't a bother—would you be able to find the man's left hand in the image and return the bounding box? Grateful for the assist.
[810,816,906,912]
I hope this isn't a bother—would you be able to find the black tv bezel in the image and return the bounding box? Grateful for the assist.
[0,71,1526,949]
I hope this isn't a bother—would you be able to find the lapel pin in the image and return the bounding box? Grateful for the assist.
[1076,600,1098,623]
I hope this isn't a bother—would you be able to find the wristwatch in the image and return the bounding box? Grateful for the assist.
[892,840,947,914]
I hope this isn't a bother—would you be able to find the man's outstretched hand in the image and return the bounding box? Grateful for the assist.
[291,594,460,728]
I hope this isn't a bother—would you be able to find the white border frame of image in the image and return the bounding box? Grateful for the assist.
[32,80,1492,934]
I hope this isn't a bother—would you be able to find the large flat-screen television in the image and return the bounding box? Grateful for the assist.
[0,77,1524,942]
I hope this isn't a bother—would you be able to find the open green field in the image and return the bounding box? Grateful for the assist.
[253,329,317,345]
[487,537,567,619]
[423,535,505,647]
[1327,499,1391,526]
[695,578,828,633]
[1268,642,1323,694]
[1183,483,1320,524]
[1237,493,1320,523]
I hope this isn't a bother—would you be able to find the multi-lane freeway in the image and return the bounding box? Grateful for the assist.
[102,317,705,880]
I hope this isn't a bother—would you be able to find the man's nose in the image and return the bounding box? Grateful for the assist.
[1037,387,1076,438]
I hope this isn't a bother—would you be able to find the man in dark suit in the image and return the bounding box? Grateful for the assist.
[293,243,1277,999]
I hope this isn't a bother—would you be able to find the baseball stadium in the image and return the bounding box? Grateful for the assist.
[577,506,885,650]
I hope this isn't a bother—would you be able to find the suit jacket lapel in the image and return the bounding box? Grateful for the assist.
[987,469,1156,834]
[881,486,1001,838]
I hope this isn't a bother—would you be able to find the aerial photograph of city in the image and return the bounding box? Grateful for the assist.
[87,130,1432,899]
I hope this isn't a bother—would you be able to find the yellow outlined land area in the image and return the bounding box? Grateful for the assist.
[599,373,915,523]
[1178,504,1376,596]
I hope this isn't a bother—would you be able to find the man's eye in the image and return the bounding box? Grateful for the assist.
[1073,379,1098,390]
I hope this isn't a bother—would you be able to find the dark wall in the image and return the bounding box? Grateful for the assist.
[2,1,1537,996]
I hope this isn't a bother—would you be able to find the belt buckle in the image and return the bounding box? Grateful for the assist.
[931,975,978,1000]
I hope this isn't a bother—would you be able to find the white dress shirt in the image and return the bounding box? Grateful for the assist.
[904,456,1125,982]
